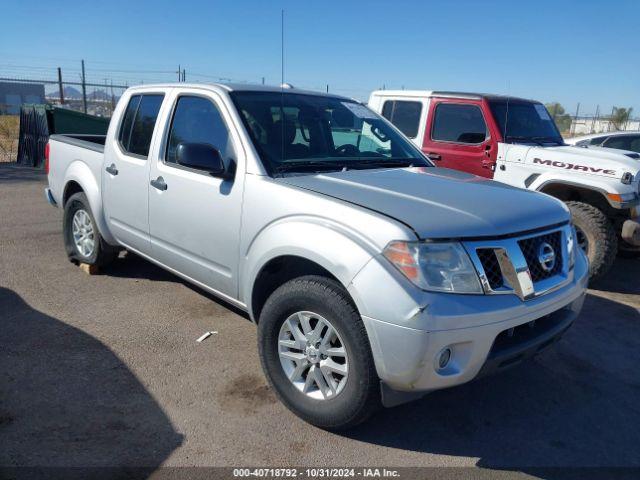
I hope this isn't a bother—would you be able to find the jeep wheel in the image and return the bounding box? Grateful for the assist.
[567,201,617,280]
[257,276,380,430]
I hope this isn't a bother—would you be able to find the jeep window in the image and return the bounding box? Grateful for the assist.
[490,101,563,145]
[431,103,488,144]
[166,96,235,167]
[381,100,422,138]
[230,91,429,175]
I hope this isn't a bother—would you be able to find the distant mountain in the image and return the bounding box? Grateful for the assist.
[62,86,82,99]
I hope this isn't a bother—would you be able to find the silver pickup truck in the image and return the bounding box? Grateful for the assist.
[45,83,589,429]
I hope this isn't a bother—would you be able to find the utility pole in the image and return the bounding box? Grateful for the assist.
[326,84,329,93]
[182,69,186,82]
[262,77,265,85]
[110,80,115,113]
[57,67,65,105]
[177,64,181,82]
[81,59,87,114]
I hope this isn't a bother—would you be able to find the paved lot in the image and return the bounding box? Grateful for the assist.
[1,164,639,474]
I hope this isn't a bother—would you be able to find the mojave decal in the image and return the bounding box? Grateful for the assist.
[533,158,616,176]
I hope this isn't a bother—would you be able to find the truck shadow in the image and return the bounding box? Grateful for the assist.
[102,251,250,321]
[590,256,640,295]
[343,293,640,474]
[0,287,183,474]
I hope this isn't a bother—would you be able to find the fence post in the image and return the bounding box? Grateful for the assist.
[57,67,65,105]
[81,59,87,114]
[571,103,580,136]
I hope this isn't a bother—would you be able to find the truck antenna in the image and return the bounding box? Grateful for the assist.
[503,81,510,142]
[280,9,285,163]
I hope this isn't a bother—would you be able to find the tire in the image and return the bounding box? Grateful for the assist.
[258,275,380,430]
[566,201,617,280]
[63,192,118,267]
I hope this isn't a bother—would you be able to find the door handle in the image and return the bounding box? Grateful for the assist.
[150,176,168,191]
[105,163,118,176]
[427,153,442,161]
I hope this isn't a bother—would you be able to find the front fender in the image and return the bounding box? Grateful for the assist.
[240,215,383,319]
[529,174,621,209]
[64,161,116,244]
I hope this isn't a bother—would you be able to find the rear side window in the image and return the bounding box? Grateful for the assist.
[118,94,164,157]
[166,96,235,165]
[381,100,422,138]
[432,103,487,144]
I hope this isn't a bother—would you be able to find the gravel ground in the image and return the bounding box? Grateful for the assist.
[1,164,639,476]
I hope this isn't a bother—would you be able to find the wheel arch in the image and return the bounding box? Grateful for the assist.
[62,161,116,244]
[536,180,614,214]
[242,218,382,323]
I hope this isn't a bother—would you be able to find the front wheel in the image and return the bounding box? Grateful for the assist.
[566,201,617,280]
[257,276,380,430]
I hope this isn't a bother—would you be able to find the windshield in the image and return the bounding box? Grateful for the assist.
[230,91,430,175]
[489,101,564,145]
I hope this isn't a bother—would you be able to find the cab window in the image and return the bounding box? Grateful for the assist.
[165,96,235,166]
[432,103,487,144]
[119,94,164,158]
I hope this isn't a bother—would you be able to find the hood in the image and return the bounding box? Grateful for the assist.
[277,167,569,239]
[503,144,639,180]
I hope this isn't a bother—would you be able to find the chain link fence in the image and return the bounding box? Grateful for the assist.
[0,108,19,162]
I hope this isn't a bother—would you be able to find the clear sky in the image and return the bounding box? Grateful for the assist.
[1,0,638,115]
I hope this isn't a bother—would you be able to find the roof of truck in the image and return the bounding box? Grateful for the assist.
[127,82,352,100]
[370,90,539,103]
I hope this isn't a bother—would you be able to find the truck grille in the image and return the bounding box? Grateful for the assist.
[465,225,571,301]
[476,249,503,289]
[518,231,563,281]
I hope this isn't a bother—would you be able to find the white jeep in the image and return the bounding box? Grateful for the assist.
[369,90,640,279]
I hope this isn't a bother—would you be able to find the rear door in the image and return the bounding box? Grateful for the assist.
[103,92,165,254]
[147,89,244,298]
[422,99,495,178]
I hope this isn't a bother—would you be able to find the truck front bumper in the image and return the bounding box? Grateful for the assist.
[350,247,589,403]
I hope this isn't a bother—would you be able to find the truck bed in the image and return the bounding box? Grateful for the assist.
[47,134,107,208]
[49,134,107,153]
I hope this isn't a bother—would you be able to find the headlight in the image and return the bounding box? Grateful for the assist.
[383,241,482,293]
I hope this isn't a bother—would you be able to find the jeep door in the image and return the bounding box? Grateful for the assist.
[422,98,496,178]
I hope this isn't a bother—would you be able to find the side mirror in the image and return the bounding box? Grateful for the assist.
[176,142,227,177]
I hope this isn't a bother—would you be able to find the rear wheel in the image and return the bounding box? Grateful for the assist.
[63,192,118,267]
[257,276,380,430]
[566,201,617,280]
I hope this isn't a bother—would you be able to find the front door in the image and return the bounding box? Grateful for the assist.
[422,99,495,178]
[148,90,244,299]
[103,93,165,254]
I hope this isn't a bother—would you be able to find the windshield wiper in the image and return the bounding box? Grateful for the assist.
[531,136,564,145]
[273,160,348,175]
[346,158,420,170]
[504,135,543,146]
